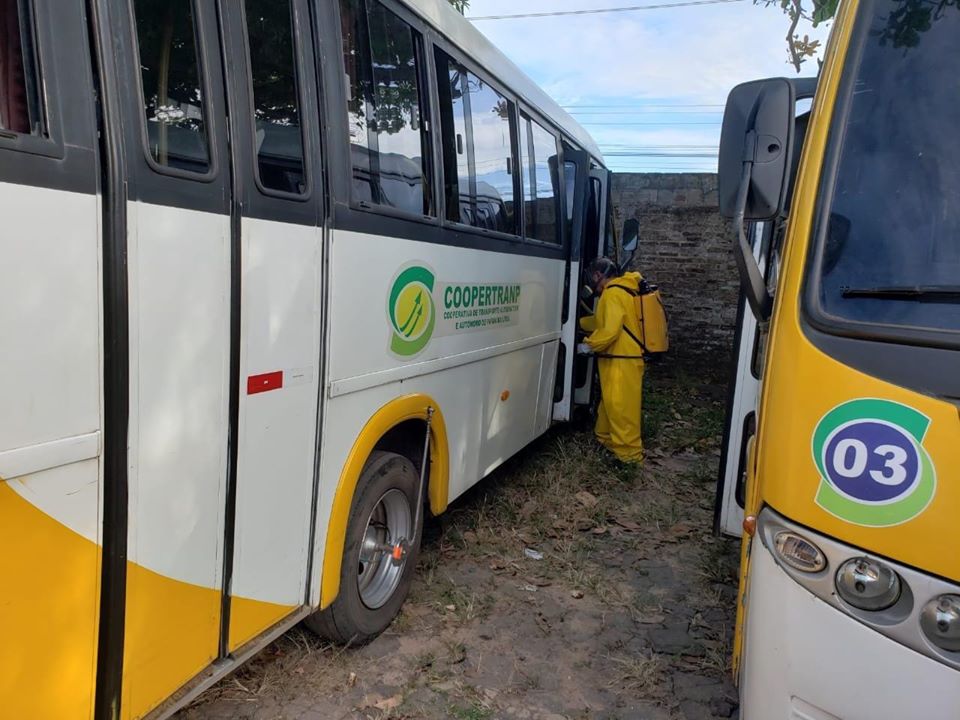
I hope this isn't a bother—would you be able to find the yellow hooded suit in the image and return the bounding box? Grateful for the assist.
[581,272,645,462]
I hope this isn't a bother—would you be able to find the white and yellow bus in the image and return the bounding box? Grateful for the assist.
[0,1,626,717]
[715,0,960,716]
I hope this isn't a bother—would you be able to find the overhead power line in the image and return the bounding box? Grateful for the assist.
[468,0,745,21]
[603,151,718,157]
[580,121,720,125]
[598,144,718,148]
[562,103,724,108]
[570,110,723,115]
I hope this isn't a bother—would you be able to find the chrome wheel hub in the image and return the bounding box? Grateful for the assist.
[357,488,412,610]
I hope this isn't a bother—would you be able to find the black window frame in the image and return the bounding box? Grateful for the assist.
[433,42,522,242]
[336,0,437,222]
[127,0,220,183]
[321,0,569,261]
[801,0,960,353]
[795,0,960,401]
[239,0,312,202]
[0,0,67,160]
[0,0,44,138]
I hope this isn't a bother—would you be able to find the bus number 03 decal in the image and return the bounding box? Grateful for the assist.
[812,399,937,527]
[831,439,910,486]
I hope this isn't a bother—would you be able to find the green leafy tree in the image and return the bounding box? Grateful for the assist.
[448,0,470,13]
[764,0,959,71]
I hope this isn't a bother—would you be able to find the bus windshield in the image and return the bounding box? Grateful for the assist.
[816,0,960,335]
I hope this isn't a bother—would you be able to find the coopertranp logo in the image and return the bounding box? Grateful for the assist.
[812,398,937,527]
[388,265,436,357]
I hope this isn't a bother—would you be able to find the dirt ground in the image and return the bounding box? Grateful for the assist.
[177,364,740,720]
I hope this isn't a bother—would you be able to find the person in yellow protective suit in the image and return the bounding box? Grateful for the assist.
[577,257,645,463]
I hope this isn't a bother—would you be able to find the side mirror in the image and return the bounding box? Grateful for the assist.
[718,78,796,321]
[718,78,795,220]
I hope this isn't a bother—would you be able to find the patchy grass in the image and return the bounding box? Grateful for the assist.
[607,651,669,697]
[178,361,739,720]
[449,702,493,720]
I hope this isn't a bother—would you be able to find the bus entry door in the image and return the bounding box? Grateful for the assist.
[714,223,770,537]
[553,147,591,422]
[573,167,613,409]
[218,0,324,653]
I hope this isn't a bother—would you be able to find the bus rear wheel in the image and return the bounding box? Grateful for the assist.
[305,451,421,645]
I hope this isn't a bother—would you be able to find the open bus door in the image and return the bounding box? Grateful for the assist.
[573,166,615,408]
[713,77,817,537]
[553,146,591,422]
[714,222,770,537]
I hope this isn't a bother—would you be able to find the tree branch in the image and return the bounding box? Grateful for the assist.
[786,0,804,71]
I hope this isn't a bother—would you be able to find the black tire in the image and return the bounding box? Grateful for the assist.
[305,451,421,645]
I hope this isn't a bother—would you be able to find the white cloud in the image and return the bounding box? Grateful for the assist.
[470,0,828,102]
[465,0,830,170]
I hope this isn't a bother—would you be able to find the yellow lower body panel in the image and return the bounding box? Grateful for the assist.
[122,563,220,720]
[1,481,304,720]
[0,482,99,720]
[229,595,297,652]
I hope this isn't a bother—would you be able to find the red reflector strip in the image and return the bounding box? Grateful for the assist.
[247,371,283,395]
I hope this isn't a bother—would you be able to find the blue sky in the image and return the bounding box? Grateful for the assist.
[464,0,829,172]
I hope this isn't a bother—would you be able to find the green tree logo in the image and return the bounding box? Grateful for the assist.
[388,265,436,357]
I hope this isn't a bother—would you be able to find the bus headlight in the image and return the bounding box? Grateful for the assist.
[773,531,826,572]
[835,557,902,611]
[920,595,960,652]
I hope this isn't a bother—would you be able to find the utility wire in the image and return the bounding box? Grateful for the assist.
[598,145,721,151]
[570,110,723,115]
[562,103,724,108]
[603,153,717,160]
[468,0,745,21]
[580,121,720,125]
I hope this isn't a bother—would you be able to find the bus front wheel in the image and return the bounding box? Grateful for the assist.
[306,451,421,645]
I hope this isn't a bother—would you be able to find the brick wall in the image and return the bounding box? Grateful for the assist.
[611,173,738,362]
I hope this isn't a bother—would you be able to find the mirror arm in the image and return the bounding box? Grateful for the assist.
[733,136,773,321]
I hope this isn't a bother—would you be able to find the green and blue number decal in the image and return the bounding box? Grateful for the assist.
[812,399,936,527]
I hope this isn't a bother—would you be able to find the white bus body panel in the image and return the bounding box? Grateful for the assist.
[312,229,563,603]
[231,215,323,609]
[126,200,230,589]
[0,182,102,540]
[0,176,103,718]
[325,231,562,384]
[741,539,960,720]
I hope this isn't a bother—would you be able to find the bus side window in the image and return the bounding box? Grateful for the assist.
[435,50,470,225]
[519,115,535,237]
[520,119,559,244]
[435,48,519,236]
[132,0,211,174]
[340,0,431,216]
[468,77,516,234]
[244,0,306,195]
[0,0,43,136]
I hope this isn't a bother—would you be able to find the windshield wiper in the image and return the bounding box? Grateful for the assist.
[841,285,960,303]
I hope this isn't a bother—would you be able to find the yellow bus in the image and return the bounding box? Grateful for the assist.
[715,0,960,716]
